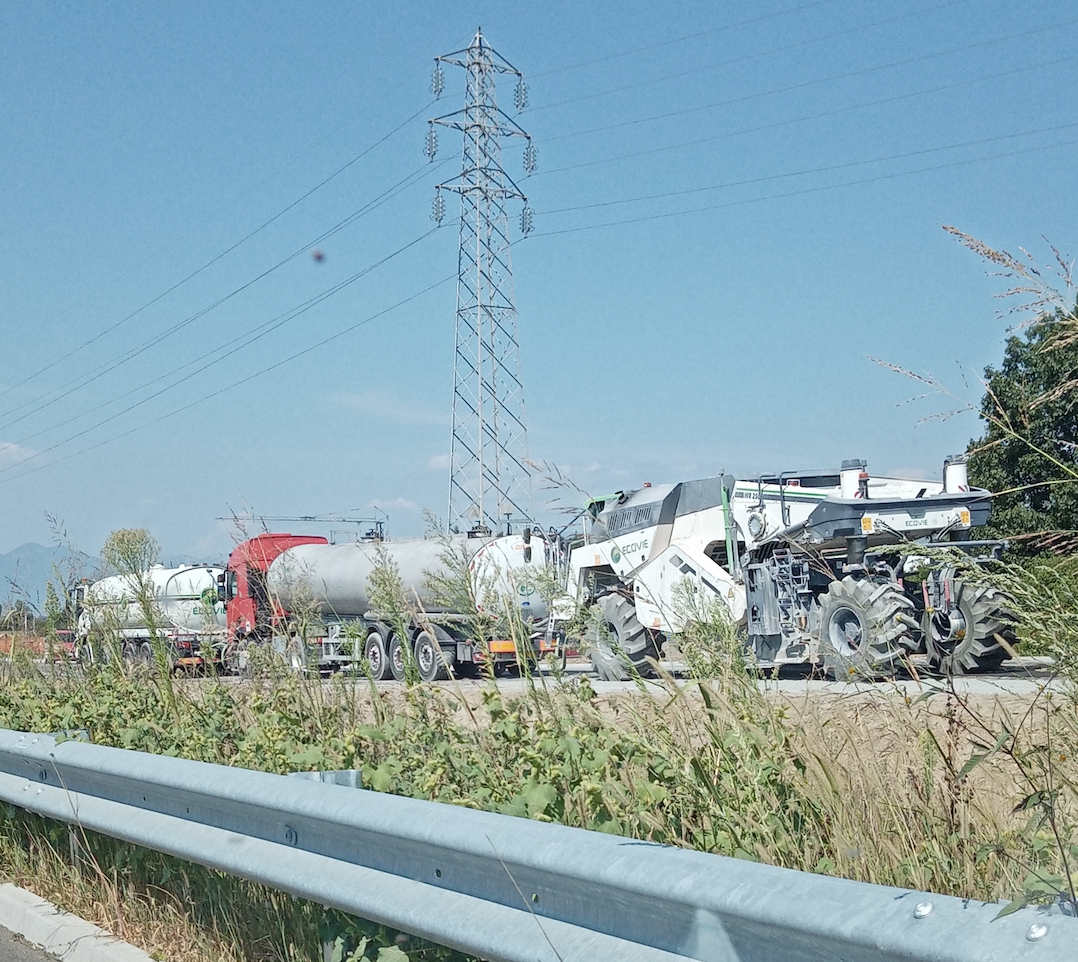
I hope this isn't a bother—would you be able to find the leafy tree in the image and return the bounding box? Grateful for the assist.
[101,528,159,575]
[967,309,1078,547]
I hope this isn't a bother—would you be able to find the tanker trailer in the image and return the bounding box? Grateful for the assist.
[77,564,227,670]
[222,530,555,679]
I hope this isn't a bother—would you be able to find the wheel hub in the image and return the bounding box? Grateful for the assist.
[827,605,864,656]
[928,609,967,653]
[417,642,434,673]
[366,640,382,671]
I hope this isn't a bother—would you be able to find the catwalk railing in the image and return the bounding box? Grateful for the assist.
[0,729,1073,961]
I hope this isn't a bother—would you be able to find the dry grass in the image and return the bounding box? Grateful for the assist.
[0,645,1073,960]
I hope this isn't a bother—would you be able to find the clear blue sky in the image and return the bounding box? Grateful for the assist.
[1,0,1075,562]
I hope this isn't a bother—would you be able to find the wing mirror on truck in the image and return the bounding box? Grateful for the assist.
[523,526,532,563]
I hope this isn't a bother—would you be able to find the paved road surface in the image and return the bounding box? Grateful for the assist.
[410,655,1061,697]
[0,927,54,962]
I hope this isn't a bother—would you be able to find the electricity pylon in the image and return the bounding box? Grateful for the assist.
[427,28,536,535]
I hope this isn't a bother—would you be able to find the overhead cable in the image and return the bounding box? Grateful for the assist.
[545,17,1078,143]
[530,0,841,78]
[527,137,1078,238]
[539,120,1078,216]
[0,101,436,404]
[0,158,448,436]
[529,0,975,114]
[531,54,1077,178]
[0,243,454,480]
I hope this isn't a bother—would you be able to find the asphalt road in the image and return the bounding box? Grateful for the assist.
[0,928,54,962]
[471,656,1062,697]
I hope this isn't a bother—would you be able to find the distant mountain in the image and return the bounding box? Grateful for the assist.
[0,543,101,613]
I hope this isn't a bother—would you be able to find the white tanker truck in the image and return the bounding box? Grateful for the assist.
[560,455,1018,681]
[222,530,555,678]
[76,564,227,669]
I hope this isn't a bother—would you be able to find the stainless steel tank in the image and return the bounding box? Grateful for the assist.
[266,534,548,620]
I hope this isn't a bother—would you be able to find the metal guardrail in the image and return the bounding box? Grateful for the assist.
[0,729,1073,962]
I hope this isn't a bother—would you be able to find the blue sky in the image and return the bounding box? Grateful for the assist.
[1,0,1076,562]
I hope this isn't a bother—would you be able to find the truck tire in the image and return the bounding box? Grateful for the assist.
[388,633,408,681]
[414,630,450,682]
[924,581,1017,675]
[363,627,393,681]
[818,577,915,681]
[588,594,659,681]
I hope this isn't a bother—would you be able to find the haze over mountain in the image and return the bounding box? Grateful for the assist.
[0,543,100,614]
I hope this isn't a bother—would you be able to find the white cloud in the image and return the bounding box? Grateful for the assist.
[368,498,417,511]
[427,454,452,470]
[547,461,602,480]
[0,441,37,468]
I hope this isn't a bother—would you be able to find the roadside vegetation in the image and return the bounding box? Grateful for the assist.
[0,231,1074,961]
[0,571,1075,961]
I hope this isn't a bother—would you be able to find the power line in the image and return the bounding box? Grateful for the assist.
[0,100,436,404]
[530,54,1077,179]
[528,0,974,114]
[14,73,432,351]
[538,120,1078,217]
[526,137,1078,238]
[544,17,1078,144]
[0,275,457,484]
[14,217,447,450]
[0,248,455,481]
[0,158,448,437]
[530,0,841,78]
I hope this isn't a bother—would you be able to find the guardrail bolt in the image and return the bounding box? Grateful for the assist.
[284,827,298,847]
[1026,922,1048,942]
[913,902,932,919]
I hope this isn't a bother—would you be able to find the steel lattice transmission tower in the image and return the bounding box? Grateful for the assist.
[427,29,537,535]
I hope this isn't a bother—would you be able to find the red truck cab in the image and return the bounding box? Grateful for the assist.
[222,533,327,641]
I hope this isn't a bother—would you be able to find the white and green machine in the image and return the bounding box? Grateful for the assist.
[560,455,1017,680]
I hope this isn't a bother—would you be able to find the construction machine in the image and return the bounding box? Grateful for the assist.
[560,455,1017,681]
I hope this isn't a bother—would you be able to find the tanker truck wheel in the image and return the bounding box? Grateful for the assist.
[414,630,450,682]
[924,580,1017,675]
[588,594,659,681]
[818,577,916,681]
[363,627,393,681]
[388,633,408,681]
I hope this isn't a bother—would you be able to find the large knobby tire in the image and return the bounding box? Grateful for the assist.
[924,580,1017,675]
[588,594,659,681]
[363,626,393,681]
[414,630,450,682]
[818,577,916,682]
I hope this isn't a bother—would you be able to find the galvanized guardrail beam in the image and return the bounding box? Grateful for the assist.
[0,729,1072,961]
